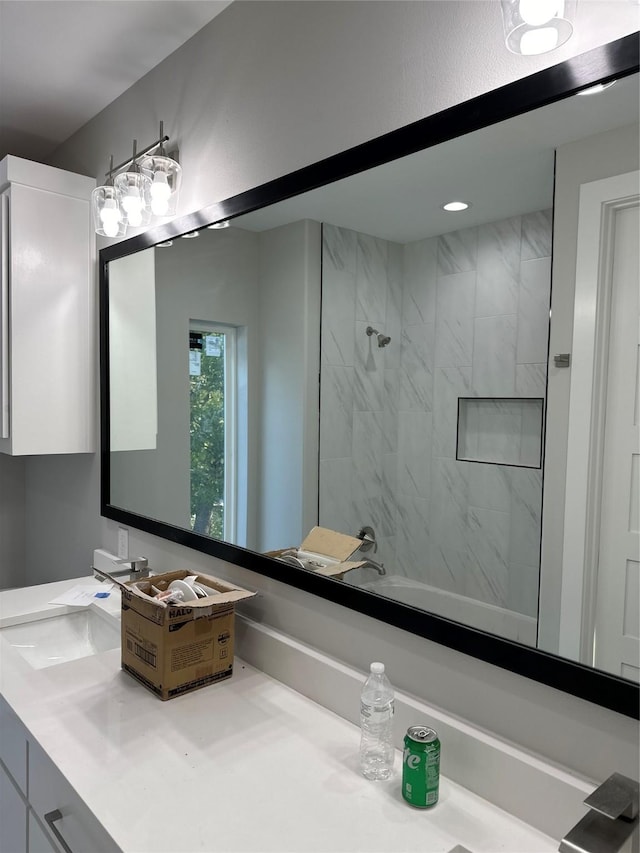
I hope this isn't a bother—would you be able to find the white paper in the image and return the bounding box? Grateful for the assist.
[189,351,202,375]
[48,584,115,607]
[205,335,222,357]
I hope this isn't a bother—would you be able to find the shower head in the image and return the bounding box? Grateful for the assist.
[365,326,392,348]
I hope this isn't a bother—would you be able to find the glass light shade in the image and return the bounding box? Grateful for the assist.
[114,170,152,228]
[140,154,182,217]
[91,186,127,238]
[501,0,574,55]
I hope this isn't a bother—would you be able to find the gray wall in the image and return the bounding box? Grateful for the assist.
[0,454,25,589]
[257,219,321,552]
[12,2,640,782]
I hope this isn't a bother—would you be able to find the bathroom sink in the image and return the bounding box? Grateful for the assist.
[1,607,120,669]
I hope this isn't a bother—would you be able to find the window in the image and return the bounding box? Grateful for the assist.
[188,322,237,541]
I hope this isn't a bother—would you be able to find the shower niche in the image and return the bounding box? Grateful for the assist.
[456,397,544,469]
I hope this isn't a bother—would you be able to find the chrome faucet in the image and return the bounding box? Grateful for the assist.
[93,556,150,583]
[559,773,639,853]
[360,558,386,576]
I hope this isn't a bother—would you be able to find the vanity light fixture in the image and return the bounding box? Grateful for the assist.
[114,140,152,228]
[501,0,574,55]
[91,156,127,238]
[577,80,617,96]
[442,201,470,212]
[207,221,230,229]
[93,122,182,238]
[140,122,182,217]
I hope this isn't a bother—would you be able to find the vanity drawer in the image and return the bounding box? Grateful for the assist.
[28,738,120,853]
[0,695,27,794]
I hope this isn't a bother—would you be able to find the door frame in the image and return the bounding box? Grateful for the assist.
[558,171,640,663]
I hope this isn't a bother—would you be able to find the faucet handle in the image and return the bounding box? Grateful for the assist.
[116,556,149,574]
[357,525,377,554]
[584,773,639,821]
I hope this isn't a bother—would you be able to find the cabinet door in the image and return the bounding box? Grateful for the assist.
[0,760,27,853]
[28,739,120,853]
[27,813,57,853]
[0,695,27,794]
[0,182,94,455]
[0,190,9,440]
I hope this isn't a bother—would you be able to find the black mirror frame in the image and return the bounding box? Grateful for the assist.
[100,33,640,719]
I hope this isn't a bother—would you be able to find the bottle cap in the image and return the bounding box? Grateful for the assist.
[370,662,385,674]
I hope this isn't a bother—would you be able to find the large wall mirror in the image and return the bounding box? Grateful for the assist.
[101,35,639,717]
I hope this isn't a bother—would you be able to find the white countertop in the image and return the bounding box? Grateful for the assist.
[0,577,557,853]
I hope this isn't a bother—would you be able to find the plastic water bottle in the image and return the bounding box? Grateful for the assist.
[359,661,394,779]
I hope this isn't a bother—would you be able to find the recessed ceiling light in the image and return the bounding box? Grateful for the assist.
[156,240,173,247]
[207,221,230,229]
[181,230,200,238]
[577,81,617,96]
[442,201,471,212]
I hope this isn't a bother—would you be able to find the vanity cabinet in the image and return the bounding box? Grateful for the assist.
[27,813,57,853]
[0,691,27,792]
[0,696,119,853]
[0,759,27,853]
[28,738,119,853]
[0,155,95,456]
[0,696,28,853]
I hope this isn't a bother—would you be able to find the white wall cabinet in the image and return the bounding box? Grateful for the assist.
[108,248,158,452]
[0,155,95,456]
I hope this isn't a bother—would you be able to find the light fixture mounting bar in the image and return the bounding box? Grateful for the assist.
[105,134,170,177]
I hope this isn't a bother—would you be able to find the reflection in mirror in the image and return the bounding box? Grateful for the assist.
[318,209,551,648]
[107,69,639,685]
[109,221,320,551]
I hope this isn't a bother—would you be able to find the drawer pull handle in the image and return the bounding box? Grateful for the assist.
[44,809,74,853]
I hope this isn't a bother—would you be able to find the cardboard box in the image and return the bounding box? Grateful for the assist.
[112,570,255,700]
[266,526,367,579]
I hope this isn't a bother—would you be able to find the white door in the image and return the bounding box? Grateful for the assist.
[558,171,640,676]
[593,202,640,681]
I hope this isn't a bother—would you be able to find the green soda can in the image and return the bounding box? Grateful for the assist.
[402,725,440,808]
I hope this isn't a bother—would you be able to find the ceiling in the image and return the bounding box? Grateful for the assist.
[235,73,639,243]
[2,1,636,243]
[0,0,232,163]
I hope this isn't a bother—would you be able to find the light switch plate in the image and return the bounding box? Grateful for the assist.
[117,527,129,559]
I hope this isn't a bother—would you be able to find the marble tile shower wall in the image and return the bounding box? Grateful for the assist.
[319,224,401,569]
[319,212,552,617]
